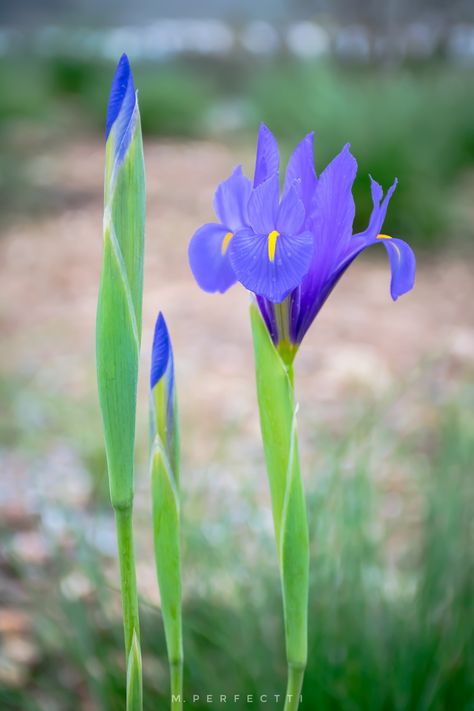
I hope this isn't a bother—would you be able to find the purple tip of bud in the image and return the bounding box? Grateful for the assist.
[105,53,135,140]
[150,312,172,389]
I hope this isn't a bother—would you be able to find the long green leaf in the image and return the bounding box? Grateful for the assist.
[250,303,309,669]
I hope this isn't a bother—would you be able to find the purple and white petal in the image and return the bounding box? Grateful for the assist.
[253,123,280,187]
[229,228,314,303]
[247,174,280,235]
[213,166,252,232]
[188,223,237,294]
[276,185,305,236]
[283,132,317,213]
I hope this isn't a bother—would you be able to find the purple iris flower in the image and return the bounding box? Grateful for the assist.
[188,124,416,360]
[188,166,252,293]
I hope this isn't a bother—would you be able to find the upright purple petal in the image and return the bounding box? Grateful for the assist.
[229,228,313,303]
[106,54,138,170]
[151,312,172,389]
[188,223,237,293]
[283,132,317,214]
[253,123,280,187]
[213,166,252,232]
[247,174,280,235]
[150,312,178,472]
[354,176,398,241]
[276,185,305,236]
[292,145,358,340]
[106,54,135,139]
[310,144,357,260]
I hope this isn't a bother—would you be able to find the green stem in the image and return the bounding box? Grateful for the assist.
[170,660,183,711]
[283,665,305,711]
[114,507,141,656]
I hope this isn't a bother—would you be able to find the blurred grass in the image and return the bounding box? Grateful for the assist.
[1,380,473,710]
[0,55,474,247]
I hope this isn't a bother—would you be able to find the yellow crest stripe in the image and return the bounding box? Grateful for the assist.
[267,230,280,262]
[221,231,233,255]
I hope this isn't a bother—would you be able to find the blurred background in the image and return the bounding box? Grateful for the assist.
[0,1,473,709]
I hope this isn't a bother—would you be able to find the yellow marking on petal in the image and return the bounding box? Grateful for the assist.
[377,233,392,240]
[267,230,280,262]
[221,231,233,255]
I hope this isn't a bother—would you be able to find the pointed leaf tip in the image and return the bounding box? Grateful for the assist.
[106,53,135,140]
[150,312,172,389]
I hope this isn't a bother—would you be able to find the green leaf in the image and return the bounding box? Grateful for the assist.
[151,444,183,668]
[126,630,143,711]
[96,112,145,509]
[250,303,309,668]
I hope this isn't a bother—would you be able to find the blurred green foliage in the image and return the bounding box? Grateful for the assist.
[0,54,473,247]
[1,383,473,710]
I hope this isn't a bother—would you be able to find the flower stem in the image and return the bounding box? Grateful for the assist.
[114,507,141,667]
[283,664,305,711]
[170,660,183,710]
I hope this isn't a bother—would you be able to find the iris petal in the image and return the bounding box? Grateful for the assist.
[310,143,357,260]
[380,237,416,300]
[354,176,398,241]
[213,166,252,232]
[229,228,314,303]
[106,53,135,139]
[188,223,237,293]
[248,174,280,235]
[283,132,317,213]
[106,54,137,170]
[150,312,172,389]
[253,123,280,187]
[277,185,305,236]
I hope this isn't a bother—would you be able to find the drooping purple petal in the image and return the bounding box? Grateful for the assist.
[213,166,252,232]
[354,176,398,241]
[229,228,314,303]
[283,132,317,213]
[247,174,280,235]
[276,185,305,235]
[150,312,172,389]
[188,223,237,293]
[379,237,416,299]
[253,123,280,187]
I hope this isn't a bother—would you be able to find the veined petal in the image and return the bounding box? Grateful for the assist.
[213,166,252,232]
[248,174,280,234]
[283,132,317,213]
[188,223,237,293]
[277,185,305,236]
[310,143,357,260]
[229,228,313,303]
[253,123,280,187]
[354,176,398,241]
